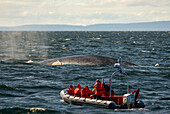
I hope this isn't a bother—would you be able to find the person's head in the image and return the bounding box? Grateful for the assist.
[77,84,81,89]
[69,85,73,88]
[96,79,100,82]
[85,85,89,89]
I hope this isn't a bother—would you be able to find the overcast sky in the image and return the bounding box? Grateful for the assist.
[0,0,170,26]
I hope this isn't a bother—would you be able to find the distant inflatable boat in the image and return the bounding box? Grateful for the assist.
[60,89,145,109]
[60,58,145,109]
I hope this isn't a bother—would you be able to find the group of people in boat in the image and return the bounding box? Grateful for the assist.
[67,79,114,99]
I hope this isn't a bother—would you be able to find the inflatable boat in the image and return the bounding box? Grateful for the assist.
[60,89,145,109]
[60,58,145,109]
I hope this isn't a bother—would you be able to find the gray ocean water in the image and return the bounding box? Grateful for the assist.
[0,31,170,114]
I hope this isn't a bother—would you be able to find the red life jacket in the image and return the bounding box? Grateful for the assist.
[94,82,103,96]
[67,85,75,95]
[85,85,92,98]
[74,84,81,97]
[81,88,88,98]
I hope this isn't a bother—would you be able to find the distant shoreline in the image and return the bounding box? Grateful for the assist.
[0,21,170,31]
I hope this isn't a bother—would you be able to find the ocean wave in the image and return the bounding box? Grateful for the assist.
[0,107,57,113]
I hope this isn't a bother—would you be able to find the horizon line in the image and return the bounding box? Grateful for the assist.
[1,20,170,27]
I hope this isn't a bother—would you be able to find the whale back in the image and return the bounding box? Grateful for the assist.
[38,55,137,66]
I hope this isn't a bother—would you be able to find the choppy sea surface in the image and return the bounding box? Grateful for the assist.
[0,31,170,114]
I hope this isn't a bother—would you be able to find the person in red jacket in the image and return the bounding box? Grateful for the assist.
[81,86,88,98]
[85,85,92,98]
[67,85,75,95]
[94,79,103,99]
[81,85,92,98]
[74,84,81,97]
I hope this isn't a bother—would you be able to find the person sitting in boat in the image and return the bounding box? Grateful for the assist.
[74,84,81,97]
[85,85,92,98]
[81,85,92,98]
[81,86,88,98]
[90,88,96,98]
[67,84,75,95]
[93,79,103,99]
[101,82,109,99]
[101,80,114,99]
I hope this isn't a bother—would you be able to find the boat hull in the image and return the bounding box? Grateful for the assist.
[60,90,117,109]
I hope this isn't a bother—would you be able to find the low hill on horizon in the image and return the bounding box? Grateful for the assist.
[0,21,170,31]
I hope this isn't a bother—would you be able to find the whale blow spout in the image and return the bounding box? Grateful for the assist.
[38,55,138,67]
